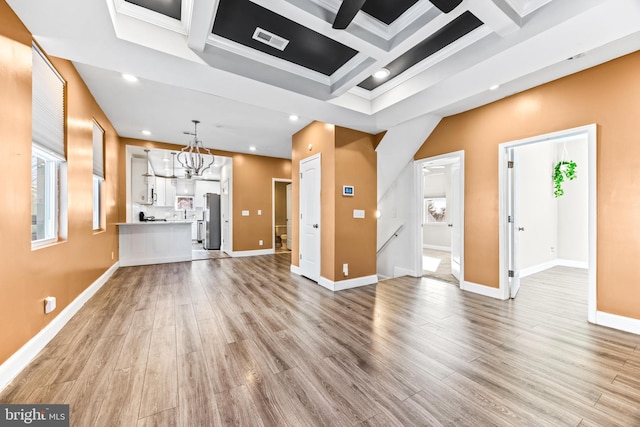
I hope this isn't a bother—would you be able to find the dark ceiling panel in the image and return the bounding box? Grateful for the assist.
[361,0,419,25]
[212,0,358,76]
[358,11,483,90]
[125,0,181,20]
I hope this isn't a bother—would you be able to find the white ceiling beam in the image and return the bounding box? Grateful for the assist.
[187,0,218,52]
[464,0,521,37]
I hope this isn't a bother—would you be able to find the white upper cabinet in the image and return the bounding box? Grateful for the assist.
[195,180,220,208]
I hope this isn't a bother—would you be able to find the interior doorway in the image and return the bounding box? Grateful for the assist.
[300,154,321,282]
[499,124,596,322]
[273,179,292,253]
[415,151,464,287]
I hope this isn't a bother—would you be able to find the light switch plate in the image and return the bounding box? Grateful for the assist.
[353,209,365,219]
[258,210,262,215]
[242,210,249,216]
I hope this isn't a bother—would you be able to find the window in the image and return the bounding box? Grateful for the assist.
[92,121,105,230]
[31,45,66,247]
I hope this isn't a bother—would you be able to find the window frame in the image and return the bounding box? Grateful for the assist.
[31,44,67,249]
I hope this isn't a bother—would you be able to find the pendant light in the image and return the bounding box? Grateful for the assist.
[170,152,178,186]
[177,120,215,179]
[142,149,153,184]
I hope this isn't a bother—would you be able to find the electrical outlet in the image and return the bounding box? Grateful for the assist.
[343,263,348,276]
[258,210,262,215]
[259,240,263,246]
[550,246,556,253]
[44,296,56,314]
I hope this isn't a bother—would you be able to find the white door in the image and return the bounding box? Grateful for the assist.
[450,161,461,281]
[507,149,522,298]
[300,154,321,282]
[221,178,230,252]
[286,183,292,250]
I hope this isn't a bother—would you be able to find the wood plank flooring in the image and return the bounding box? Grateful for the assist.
[2,257,640,426]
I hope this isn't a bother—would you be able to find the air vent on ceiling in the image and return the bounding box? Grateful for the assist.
[252,27,289,51]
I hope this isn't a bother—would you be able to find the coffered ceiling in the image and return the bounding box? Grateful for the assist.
[6,0,640,158]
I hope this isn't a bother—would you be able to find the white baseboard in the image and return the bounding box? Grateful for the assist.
[228,248,275,257]
[556,259,589,269]
[119,255,192,267]
[596,311,640,335]
[393,266,418,278]
[290,264,301,275]
[422,244,451,251]
[462,280,509,300]
[520,258,589,278]
[0,262,120,392]
[318,274,378,291]
[377,274,391,281]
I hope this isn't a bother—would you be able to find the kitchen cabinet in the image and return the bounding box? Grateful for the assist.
[131,157,154,204]
[165,179,177,208]
[176,179,195,197]
[155,177,166,206]
[195,180,220,208]
[153,177,177,207]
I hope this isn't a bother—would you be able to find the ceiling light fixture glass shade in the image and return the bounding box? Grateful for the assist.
[373,68,390,79]
[178,120,215,179]
[142,149,153,184]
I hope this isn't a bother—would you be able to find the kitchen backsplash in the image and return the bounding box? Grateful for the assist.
[133,204,204,221]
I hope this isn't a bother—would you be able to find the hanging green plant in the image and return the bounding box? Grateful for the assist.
[553,160,577,197]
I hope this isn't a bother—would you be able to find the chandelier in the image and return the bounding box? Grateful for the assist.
[177,120,214,179]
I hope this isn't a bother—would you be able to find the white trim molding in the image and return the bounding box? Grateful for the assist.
[228,248,275,258]
[462,280,509,300]
[596,311,640,336]
[318,275,378,291]
[0,262,120,392]
[422,244,451,251]
[290,264,301,275]
[520,259,589,278]
[393,266,418,278]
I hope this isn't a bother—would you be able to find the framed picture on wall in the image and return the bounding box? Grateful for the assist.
[176,196,194,210]
[424,197,446,223]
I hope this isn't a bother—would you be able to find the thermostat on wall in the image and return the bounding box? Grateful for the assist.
[343,185,354,196]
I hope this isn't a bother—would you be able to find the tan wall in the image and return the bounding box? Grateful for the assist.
[119,139,291,252]
[415,51,640,320]
[292,122,377,282]
[274,181,287,227]
[334,127,378,279]
[0,1,120,365]
[232,154,291,251]
[292,121,336,278]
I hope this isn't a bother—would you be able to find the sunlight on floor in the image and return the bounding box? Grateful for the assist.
[422,255,441,273]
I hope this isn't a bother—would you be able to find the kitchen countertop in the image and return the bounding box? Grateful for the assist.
[116,222,192,225]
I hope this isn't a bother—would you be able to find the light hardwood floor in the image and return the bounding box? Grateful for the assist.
[2,257,640,426]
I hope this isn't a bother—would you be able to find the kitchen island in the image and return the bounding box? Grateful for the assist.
[116,222,192,266]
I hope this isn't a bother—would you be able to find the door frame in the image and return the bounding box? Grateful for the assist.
[299,153,322,282]
[272,178,292,251]
[414,150,465,287]
[498,123,597,322]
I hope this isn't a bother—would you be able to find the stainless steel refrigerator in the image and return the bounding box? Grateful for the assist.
[203,193,221,250]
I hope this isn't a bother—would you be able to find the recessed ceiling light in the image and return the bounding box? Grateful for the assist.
[373,68,390,79]
[141,130,151,136]
[490,84,500,91]
[122,73,138,83]
[249,146,257,152]
[289,114,299,121]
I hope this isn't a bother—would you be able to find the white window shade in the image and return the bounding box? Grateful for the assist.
[93,121,105,178]
[32,45,65,160]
